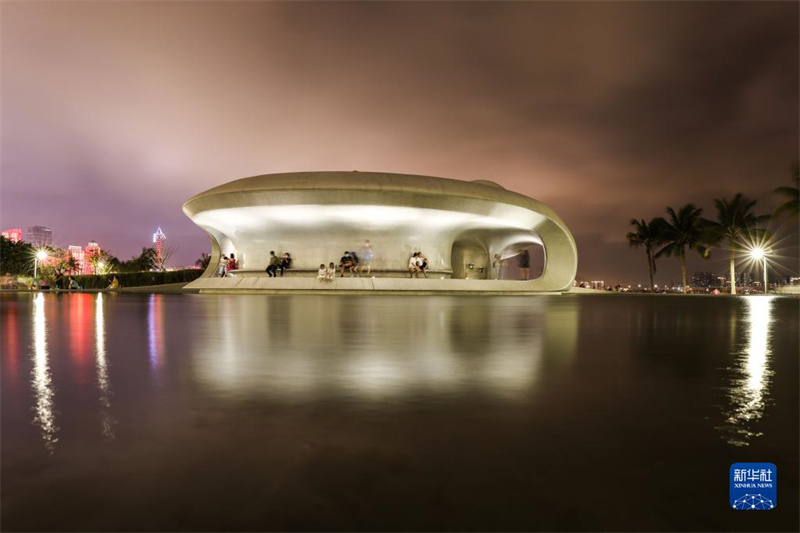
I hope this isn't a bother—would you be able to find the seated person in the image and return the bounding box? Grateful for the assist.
[339,251,355,277]
[409,252,420,278]
[279,253,291,276]
[265,251,279,277]
[417,251,428,278]
[108,276,119,289]
[325,262,336,281]
[317,264,327,281]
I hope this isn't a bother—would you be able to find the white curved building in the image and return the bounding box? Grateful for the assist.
[182,171,577,293]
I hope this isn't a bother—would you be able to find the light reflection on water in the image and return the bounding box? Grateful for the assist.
[717,295,776,446]
[94,294,116,439]
[4,292,794,455]
[1,292,797,531]
[148,294,164,373]
[191,297,568,401]
[31,292,57,452]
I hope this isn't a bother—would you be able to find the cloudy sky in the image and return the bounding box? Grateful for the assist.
[2,1,797,283]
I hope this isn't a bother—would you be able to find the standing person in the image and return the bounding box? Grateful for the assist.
[493,253,509,280]
[416,251,428,278]
[408,252,420,278]
[339,251,355,277]
[360,240,374,275]
[279,253,292,276]
[518,249,530,280]
[265,251,279,277]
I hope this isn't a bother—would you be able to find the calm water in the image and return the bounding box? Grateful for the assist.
[1,292,798,532]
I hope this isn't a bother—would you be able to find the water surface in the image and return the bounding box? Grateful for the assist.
[1,293,797,531]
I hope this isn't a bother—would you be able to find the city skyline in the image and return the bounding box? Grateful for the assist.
[1,1,798,283]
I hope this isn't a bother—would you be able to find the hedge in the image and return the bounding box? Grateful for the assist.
[72,269,203,289]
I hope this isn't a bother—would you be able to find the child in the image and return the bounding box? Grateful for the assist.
[325,262,336,281]
[317,263,327,281]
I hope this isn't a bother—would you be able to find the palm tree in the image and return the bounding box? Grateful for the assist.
[195,252,211,270]
[705,193,769,295]
[773,163,799,220]
[627,218,664,291]
[655,204,710,292]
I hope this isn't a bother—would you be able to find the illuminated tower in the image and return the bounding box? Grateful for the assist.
[153,227,166,266]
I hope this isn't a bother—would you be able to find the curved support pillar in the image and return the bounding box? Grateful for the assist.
[529,218,578,292]
[481,222,576,291]
[201,230,222,278]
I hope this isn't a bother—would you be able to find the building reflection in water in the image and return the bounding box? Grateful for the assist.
[95,294,116,438]
[69,293,93,385]
[31,293,58,452]
[2,297,20,383]
[719,296,776,447]
[148,294,164,374]
[192,296,578,402]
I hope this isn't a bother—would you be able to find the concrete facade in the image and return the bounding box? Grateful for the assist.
[182,171,578,292]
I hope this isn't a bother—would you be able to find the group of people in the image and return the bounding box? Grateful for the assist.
[408,251,428,278]
[266,251,292,277]
[316,242,376,281]
[54,271,82,290]
[216,242,534,281]
[218,253,238,277]
[317,262,337,282]
[337,249,371,277]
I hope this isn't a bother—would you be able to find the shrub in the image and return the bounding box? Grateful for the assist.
[72,269,203,289]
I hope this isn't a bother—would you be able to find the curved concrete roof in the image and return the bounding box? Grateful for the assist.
[183,171,567,229]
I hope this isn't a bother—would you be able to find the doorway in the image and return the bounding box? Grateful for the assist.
[451,240,489,279]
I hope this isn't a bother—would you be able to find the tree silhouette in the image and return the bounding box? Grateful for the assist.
[655,204,710,292]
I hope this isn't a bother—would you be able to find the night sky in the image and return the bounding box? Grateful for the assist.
[2,1,798,284]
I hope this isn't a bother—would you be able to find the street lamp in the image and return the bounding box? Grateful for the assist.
[33,249,48,285]
[750,247,768,295]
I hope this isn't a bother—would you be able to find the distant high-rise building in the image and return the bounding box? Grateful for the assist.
[68,245,84,275]
[719,270,754,288]
[734,271,753,287]
[1,228,23,243]
[26,226,53,247]
[691,271,715,288]
[84,241,101,275]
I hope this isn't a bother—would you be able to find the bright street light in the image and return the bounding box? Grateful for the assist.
[33,249,48,283]
[749,247,768,294]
